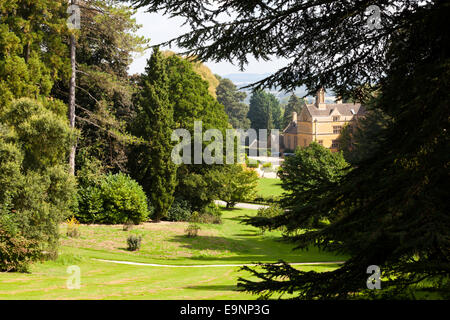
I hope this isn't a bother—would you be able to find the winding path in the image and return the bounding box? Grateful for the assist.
[94,201,345,268]
[93,258,345,268]
[214,200,269,210]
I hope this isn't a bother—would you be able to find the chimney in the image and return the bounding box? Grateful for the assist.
[292,111,298,123]
[316,87,326,109]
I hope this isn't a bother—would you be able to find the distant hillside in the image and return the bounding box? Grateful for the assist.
[221,73,272,87]
[220,73,336,105]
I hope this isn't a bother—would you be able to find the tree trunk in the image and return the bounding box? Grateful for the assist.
[68,1,77,176]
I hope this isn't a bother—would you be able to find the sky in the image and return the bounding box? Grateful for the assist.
[128,9,290,76]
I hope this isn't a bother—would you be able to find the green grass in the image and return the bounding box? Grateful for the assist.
[256,178,284,198]
[0,208,346,300]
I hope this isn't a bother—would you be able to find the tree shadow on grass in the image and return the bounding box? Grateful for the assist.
[167,233,345,264]
[223,216,248,222]
[184,285,241,292]
[219,207,241,211]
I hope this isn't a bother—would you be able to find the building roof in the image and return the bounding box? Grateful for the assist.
[283,121,298,134]
[282,102,366,135]
[305,103,365,118]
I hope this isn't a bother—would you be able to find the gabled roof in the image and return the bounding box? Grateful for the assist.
[305,103,365,118]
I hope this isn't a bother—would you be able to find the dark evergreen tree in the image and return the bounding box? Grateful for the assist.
[248,142,350,229]
[248,90,282,134]
[338,107,392,165]
[216,76,250,129]
[129,51,229,214]
[130,48,177,222]
[127,0,450,299]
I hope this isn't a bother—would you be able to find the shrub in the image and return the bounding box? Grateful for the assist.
[262,162,274,173]
[217,164,259,208]
[200,203,223,224]
[189,204,223,225]
[262,162,273,168]
[251,195,280,205]
[76,173,150,225]
[256,204,284,234]
[246,160,259,168]
[197,213,223,224]
[185,223,201,238]
[166,198,192,222]
[66,216,80,238]
[76,185,103,224]
[257,204,283,219]
[126,235,142,251]
[100,173,149,224]
[0,227,41,272]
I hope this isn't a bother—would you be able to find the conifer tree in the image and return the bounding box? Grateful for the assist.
[51,0,149,173]
[216,76,250,129]
[132,48,177,222]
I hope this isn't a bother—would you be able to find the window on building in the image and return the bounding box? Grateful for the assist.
[333,116,340,122]
[332,140,340,149]
[333,126,342,134]
[318,140,323,146]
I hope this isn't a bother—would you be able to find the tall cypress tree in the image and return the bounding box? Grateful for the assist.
[131,48,177,222]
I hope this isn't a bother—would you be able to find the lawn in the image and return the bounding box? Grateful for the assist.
[256,178,284,198]
[0,208,346,300]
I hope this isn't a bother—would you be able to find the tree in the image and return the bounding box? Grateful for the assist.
[338,108,391,165]
[245,142,349,230]
[129,51,229,214]
[160,50,220,98]
[130,48,177,222]
[0,0,69,108]
[52,0,149,173]
[217,164,258,208]
[216,76,250,129]
[283,94,306,129]
[248,90,282,134]
[127,0,450,299]
[0,98,77,266]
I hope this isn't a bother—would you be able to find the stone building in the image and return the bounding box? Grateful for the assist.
[282,88,365,152]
